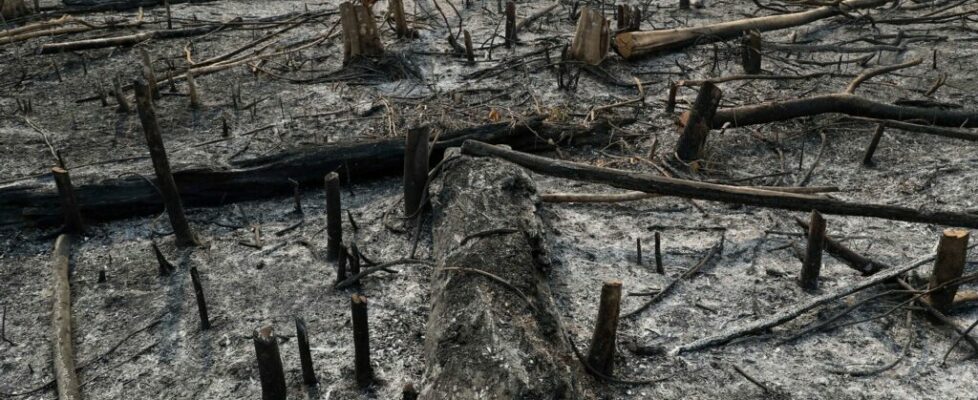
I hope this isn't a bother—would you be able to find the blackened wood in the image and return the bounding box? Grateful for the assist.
[51,234,82,400]
[586,280,622,376]
[138,49,160,100]
[794,217,888,276]
[675,81,722,162]
[654,232,664,274]
[0,118,620,227]
[504,1,516,47]
[38,24,225,54]
[403,127,430,217]
[403,383,418,399]
[679,0,689,9]
[713,93,978,128]
[390,0,413,38]
[336,244,349,285]
[862,123,885,166]
[134,79,199,246]
[325,172,342,261]
[459,140,978,228]
[636,237,642,265]
[51,167,84,233]
[928,229,970,313]
[351,294,374,389]
[189,266,210,330]
[741,30,761,74]
[463,30,475,63]
[152,242,175,276]
[799,210,825,290]
[289,178,303,214]
[253,326,287,400]
[112,76,130,113]
[296,317,318,385]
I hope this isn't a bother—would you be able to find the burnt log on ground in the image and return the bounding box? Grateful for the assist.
[0,118,618,227]
[712,94,978,128]
[460,140,978,228]
[421,152,581,398]
[58,0,215,12]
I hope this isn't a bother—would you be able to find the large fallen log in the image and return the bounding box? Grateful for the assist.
[422,151,581,399]
[51,234,82,400]
[0,118,618,227]
[460,140,978,228]
[38,23,230,54]
[59,0,215,12]
[712,93,978,128]
[613,0,889,60]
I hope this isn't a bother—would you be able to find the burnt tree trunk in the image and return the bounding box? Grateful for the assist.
[421,153,581,399]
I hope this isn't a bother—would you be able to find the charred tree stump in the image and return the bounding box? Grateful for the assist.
[351,294,374,389]
[421,152,580,398]
[336,244,349,285]
[586,280,622,376]
[862,123,885,166]
[340,1,384,63]
[51,234,82,400]
[134,79,199,247]
[636,237,642,265]
[741,30,761,74]
[504,1,516,47]
[799,210,826,290]
[51,167,84,234]
[295,317,318,385]
[568,7,610,66]
[616,4,640,32]
[463,30,475,63]
[389,0,415,38]
[403,127,430,217]
[189,266,210,330]
[1,0,29,19]
[349,243,362,286]
[253,326,287,400]
[675,81,722,163]
[325,172,342,261]
[654,232,664,274]
[928,229,970,313]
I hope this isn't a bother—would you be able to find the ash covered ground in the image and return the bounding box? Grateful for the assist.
[1,0,978,398]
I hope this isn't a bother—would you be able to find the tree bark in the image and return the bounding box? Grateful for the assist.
[421,153,581,399]
[460,140,978,228]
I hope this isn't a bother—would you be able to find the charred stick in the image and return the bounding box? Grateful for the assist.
[253,326,287,400]
[325,172,342,260]
[296,317,318,385]
[586,280,622,376]
[189,267,210,330]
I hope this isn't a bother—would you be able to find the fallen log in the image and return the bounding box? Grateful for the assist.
[59,0,215,12]
[51,234,81,400]
[712,93,978,128]
[37,23,230,54]
[0,118,619,227]
[422,151,581,398]
[613,0,890,59]
[459,140,978,228]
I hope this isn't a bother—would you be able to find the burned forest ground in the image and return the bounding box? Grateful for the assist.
[2,0,978,398]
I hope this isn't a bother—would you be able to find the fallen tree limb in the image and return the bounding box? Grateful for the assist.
[38,23,231,54]
[623,234,724,318]
[422,152,581,398]
[713,93,978,128]
[541,186,839,203]
[51,234,81,400]
[0,118,620,227]
[849,117,978,142]
[794,217,891,276]
[460,140,978,228]
[670,251,941,355]
[613,0,890,59]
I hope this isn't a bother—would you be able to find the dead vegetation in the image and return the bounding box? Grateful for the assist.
[2,0,978,398]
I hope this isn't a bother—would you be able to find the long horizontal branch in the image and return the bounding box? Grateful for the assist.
[37,23,229,54]
[712,93,978,128]
[459,140,978,228]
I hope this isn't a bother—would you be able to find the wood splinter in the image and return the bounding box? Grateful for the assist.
[586,280,622,376]
[134,78,200,247]
[654,232,664,274]
[253,326,287,400]
[351,294,374,389]
[189,266,211,330]
[862,123,885,166]
[799,210,826,291]
[928,229,970,313]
